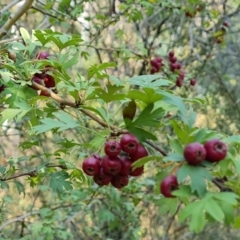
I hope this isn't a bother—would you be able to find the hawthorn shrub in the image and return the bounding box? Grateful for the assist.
[1,0,240,239]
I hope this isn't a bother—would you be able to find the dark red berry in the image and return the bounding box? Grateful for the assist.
[129,166,144,177]
[184,142,206,165]
[129,144,148,162]
[170,63,177,72]
[155,57,162,63]
[31,76,44,90]
[82,156,100,176]
[169,56,177,63]
[179,71,185,80]
[175,63,182,70]
[0,84,5,93]
[119,156,132,175]
[40,90,50,96]
[176,77,183,87]
[104,140,121,157]
[102,155,122,175]
[94,168,112,186]
[190,79,197,86]
[160,175,179,198]
[36,51,50,59]
[151,67,158,74]
[168,51,174,58]
[204,139,227,162]
[111,174,129,188]
[223,21,229,27]
[120,133,139,154]
[44,74,56,88]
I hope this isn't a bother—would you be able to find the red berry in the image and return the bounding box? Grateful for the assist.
[119,156,132,175]
[184,143,206,165]
[170,63,177,72]
[111,174,129,188]
[129,144,148,162]
[31,76,44,90]
[102,155,122,175]
[155,57,162,63]
[150,59,162,70]
[44,74,56,88]
[36,51,50,59]
[151,66,158,74]
[160,175,179,198]
[93,168,112,186]
[190,79,197,86]
[120,133,139,154]
[169,56,177,63]
[176,77,183,87]
[40,90,50,96]
[104,140,121,157]
[168,51,174,58]
[204,139,227,162]
[223,21,229,27]
[82,156,100,176]
[179,71,185,80]
[175,63,182,70]
[129,166,144,177]
[0,84,5,93]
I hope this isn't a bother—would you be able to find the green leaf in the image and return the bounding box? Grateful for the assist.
[129,75,172,88]
[88,62,116,79]
[14,181,25,195]
[219,202,235,225]
[204,198,224,222]
[172,185,192,198]
[20,27,31,42]
[169,137,183,154]
[132,155,162,168]
[0,108,31,125]
[125,125,157,141]
[70,169,86,182]
[133,104,163,127]
[0,181,9,190]
[62,53,79,69]
[234,216,240,228]
[33,111,79,134]
[157,197,179,215]
[177,165,212,197]
[223,135,240,144]
[179,201,202,222]
[92,84,125,103]
[158,90,187,123]
[126,88,163,104]
[49,171,73,192]
[213,192,239,205]
[163,153,185,162]
[98,62,116,71]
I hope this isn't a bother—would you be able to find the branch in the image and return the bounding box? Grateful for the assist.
[0,0,34,39]
[0,164,67,182]
[31,81,118,131]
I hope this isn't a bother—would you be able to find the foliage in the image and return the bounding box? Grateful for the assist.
[1,0,240,239]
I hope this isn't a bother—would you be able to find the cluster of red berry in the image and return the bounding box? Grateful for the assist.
[82,133,148,189]
[31,51,56,96]
[150,50,197,87]
[160,139,227,198]
[150,57,163,74]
